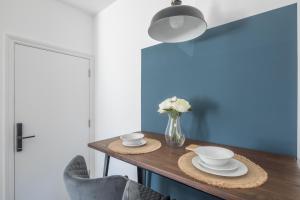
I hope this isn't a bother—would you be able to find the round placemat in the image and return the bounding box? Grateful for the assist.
[108,138,162,155]
[178,152,268,189]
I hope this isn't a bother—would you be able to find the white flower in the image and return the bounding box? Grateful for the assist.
[173,98,191,112]
[158,96,191,114]
[159,98,173,110]
[170,96,177,102]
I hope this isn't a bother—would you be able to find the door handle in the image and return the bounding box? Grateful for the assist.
[16,123,36,152]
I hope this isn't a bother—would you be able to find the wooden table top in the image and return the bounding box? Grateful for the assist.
[88,132,300,200]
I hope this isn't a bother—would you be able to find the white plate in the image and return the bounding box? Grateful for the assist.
[192,156,248,177]
[197,157,238,171]
[194,146,234,166]
[122,139,147,147]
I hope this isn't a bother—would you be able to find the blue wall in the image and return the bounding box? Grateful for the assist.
[141,4,297,200]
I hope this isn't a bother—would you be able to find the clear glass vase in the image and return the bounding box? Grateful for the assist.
[165,114,185,147]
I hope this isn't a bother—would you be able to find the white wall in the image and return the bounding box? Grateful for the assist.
[0,0,94,199]
[94,0,299,179]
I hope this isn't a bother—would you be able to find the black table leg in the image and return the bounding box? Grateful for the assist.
[146,171,152,187]
[137,167,145,184]
[103,154,110,177]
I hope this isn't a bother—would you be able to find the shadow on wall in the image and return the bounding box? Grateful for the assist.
[186,97,219,140]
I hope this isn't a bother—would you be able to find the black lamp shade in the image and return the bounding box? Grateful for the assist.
[148,5,207,43]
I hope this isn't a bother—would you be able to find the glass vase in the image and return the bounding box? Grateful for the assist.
[165,113,185,147]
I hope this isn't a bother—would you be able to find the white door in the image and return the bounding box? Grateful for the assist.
[14,44,91,200]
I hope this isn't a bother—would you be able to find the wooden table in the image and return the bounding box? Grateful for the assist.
[88,132,300,200]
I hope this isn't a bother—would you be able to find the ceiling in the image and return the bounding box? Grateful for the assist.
[59,0,116,15]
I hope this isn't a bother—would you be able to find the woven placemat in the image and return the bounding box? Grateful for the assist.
[178,152,268,189]
[108,138,162,155]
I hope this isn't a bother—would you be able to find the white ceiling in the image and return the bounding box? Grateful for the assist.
[59,0,116,15]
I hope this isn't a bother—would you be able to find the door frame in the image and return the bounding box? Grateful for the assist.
[4,34,95,200]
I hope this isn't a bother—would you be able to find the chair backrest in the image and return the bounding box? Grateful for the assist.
[64,155,127,200]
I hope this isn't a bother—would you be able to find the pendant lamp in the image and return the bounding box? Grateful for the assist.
[148,0,207,43]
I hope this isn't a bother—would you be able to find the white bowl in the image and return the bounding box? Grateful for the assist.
[122,139,147,147]
[120,133,144,142]
[194,146,234,166]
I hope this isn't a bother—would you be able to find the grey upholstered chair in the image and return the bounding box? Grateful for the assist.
[64,155,170,200]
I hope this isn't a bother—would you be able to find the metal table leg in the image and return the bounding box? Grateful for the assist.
[103,154,110,177]
[146,171,152,187]
[137,167,145,184]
